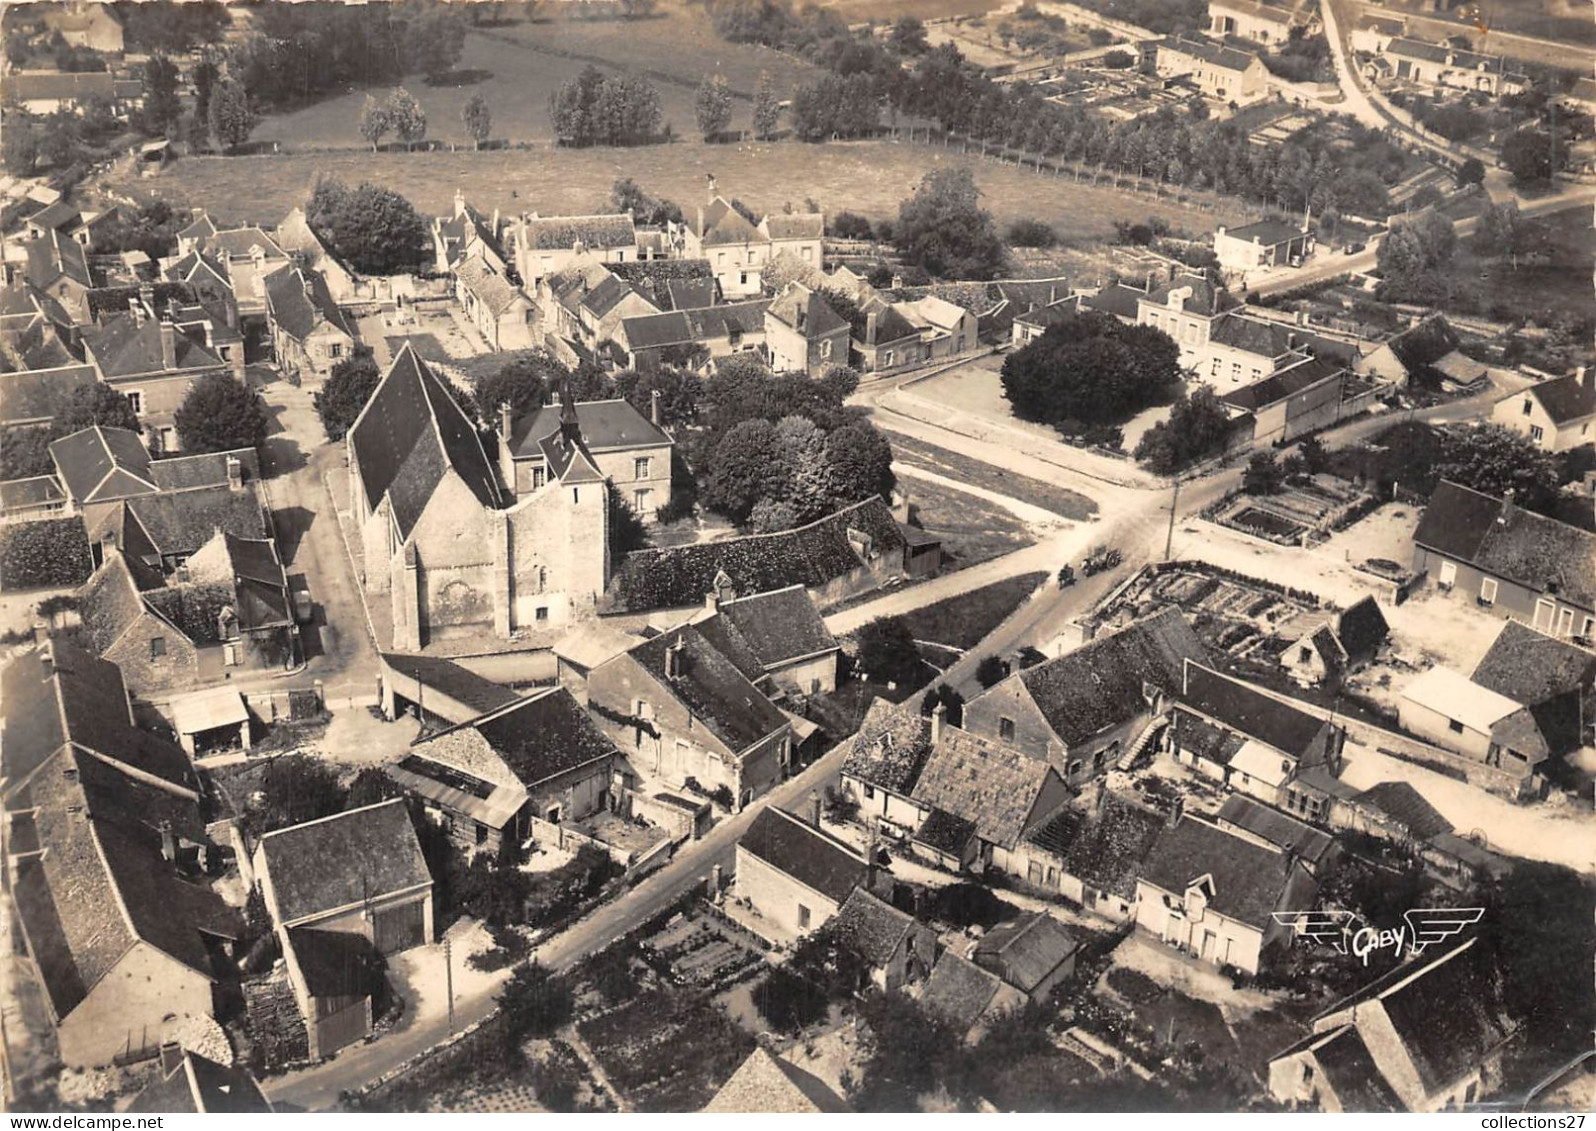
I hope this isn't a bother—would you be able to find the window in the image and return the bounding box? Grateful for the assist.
[1523,398,1534,416]
[1210,358,1222,376]
[125,390,143,414]
[475,823,488,846]
[633,488,651,511]
[797,904,811,930]
[717,252,727,266]
[329,342,342,359]
[739,272,749,286]
[882,350,894,368]
[863,784,875,799]
[572,488,580,504]
[1529,425,1545,442]
[1298,646,1313,664]
[1231,362,1242,381]
[999,717,1015,741]
[728,328,742,347]
[1449,718,1466,734]
[634,457,651,480]
[820,339,832,359]
[1479,577,1498,606]
[1582,616,1594,637]
[1068,760,1082,777]
[531,466,546,490]
[149,636,166,659]
[535,606,549,623]
[810,678,820,694]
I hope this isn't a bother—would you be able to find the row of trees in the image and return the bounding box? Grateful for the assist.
[549,65,663,147]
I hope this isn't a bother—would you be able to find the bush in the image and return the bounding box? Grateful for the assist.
[975,654,1010,688]
[174,373,268,454]
[1005,217,1057,248]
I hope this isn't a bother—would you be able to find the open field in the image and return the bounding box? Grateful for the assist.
[1364,0,1596,52]
[901,571,1048,651]
[117,137,1250,240]
[1452,204,1596,329]
[253,12,824,149]
[902,475,1039,569]
[889,433,1099,520]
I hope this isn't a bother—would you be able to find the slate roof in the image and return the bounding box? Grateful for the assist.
[761,213,825,241]
[381,652,520,717]
[1335,596,1389,660]
[1388,315,1461,372]
[1145,274,1237,318]
[455,686,617,786]
[204,227,287,261]
[1220,355,1342,413]
[1181,663,1328,757]
[767,283,848,337]
[703,1047,849,1113]
[9,71,116,102]
[127,1050,273,1114]
[507,398,669,458]
[911,727,1064,850]
[830,887,917,968]
[1013,299,1082,332]
[1472,620,1596,704]
[692,198,766,246]
[923,950,1007,1030]
[1215,795,1338,865]
[125,485,268,557]
[77,552,151,654]
[1522,371,1596,425]
[915,807,979,855]
[1001,607,1206,747]
[257,799,432,925]
[629,625,787,752]
[1223,217,1310,246]
[0,364,95,427]
[348,345,500,540]
[1139,817,1297,929]
[713,585,838,670]
[1351,780,1452,841]
[856,296,922,348]
[82,314,225,377]
[1414,481,1596,611]
[1388,37,1501,72]
[974,911,1078,994]
[264,268,350,342]
[0,475,66,510]
[1161,35,1261,72]
[611,497,907,611]
[48,425,154,502]
[737,806,867,905]
[842,699,934,795]
[23,232,92,291]
[1046,792,1166,900]
[1304,1027,1404,1112]
[521,213,636,251]
[1079,283,1146,321]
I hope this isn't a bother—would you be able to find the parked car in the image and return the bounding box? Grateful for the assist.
[1082,546,1123,576]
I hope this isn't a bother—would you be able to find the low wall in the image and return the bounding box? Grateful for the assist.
[626,789,711,841]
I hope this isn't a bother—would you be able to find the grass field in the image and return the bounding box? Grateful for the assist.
[120,136,1249,240]
[901,571,1049,651]
[1453,204,1594,328]
[890,433,1099,521]
[902,475,1039,570]
[252,9,824,149]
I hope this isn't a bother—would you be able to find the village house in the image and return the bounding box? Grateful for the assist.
[1280,594,1390,687]
[190,222,292,327]
[391,685,623,855]
[1134,815,1318,976]
[8,71,143,116]
[1397,666,1555,779]
[1267,939,1515,1111]
[1135,272,1239,366]
[897,293,980,360]
[1077,281,1149,325]
[264,268,355,382]
[127,1046,273,1114]
[1356,314,1486,391]
[1154,37,1269,104]
[734,804,870,938]
[972,911,1080,1003]
[692,585,841,698]
[44,1,126,52]
[1197,311,1362,389]
[704,1048,850,1113]
[541,259,662,356]
[1471,620,1594,754]
[1214,794,1343,876]
[1019,788,1168,922]
[614,300,770,372]
[1331,780,1506,885]
[1,642,237,1068]
[1172,662,1347,819]
[432,191,510,277]
[1412,480,1596,639]
[497,395,673,519]
[586,620,792,809]
[378,651,521,728]
[849,296,928,373]
[513,212,639,288]
[1214,217,1314,274]
[1382,38,1515,97]
[454,250,536,352]
[17,231,95,323]
[671,183,825,300]
[829,887,937,991]
[1221,355,1357,446]
[1349,14,1406,55]
[0,362,96,432]
[922,949,1029,1041]
[275,207,360,304]
[163,248,238,321]
[1489,369,1596,452]
[764,282,850,378]
[253,800,434,1060]
[963,607,1208,787]
[347,347,609,647]
[610,259,718,312]
[1011,297,1082,348]
[1206,0,1311,44]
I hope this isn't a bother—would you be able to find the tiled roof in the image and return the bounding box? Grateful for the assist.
[1049,792,1166,900]
[703,1048,849,1113]
[693,198,766,246]
[1181,664,1328,757]
[520,213,636,251]
[1335,596,1388,660]
[1171,706,1247,766]
[149,447,259,492]
[1351,780,1452,841]
[1013,298,1082,331]
[508,398,670,458]
[1522,372,1596,425]
[1388,37,1500,72]
[767,283,848,337]
[1140,817,1297,929]
[257,799,432,925]
[128,1050,273,1114]
[83,314,224,378]
[445,686,616,787]
[454,253,528,318]
[856,296,921,348]
[760,213,824,241]
[380,652,520,717]
[629,624,787,752]
[77,553,149,654]
[911,727,1063,850]
[0,475,65,510]
[125,484,268,557]
[265,268,349,342]
[288,926,382,1000]
[914,806,978,854]
[23,232,92,291]
[619,310,695,350]
[1160,35,1261,72]
[830,887,916,968]
[1471,620,1596,704]
[737,806,866,904]
[973,911,1078,994]
[1215,795,1338,864]
[0,364,95,427]
[348,345,500,540]
[714,585,838,670]
[923,950,1006,1030]
[1388,315,1461,372]
[1000,607,1206,747]
[842,699,933,795]
[204,227,287,261]
[1303,1027,1404,1112]
[9,71,116,102]
[1145,273,1236,318]
[1078,282,1147,321]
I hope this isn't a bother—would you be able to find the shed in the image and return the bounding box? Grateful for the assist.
[169,686,251,756]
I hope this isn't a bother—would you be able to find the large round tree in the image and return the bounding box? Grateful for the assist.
[175,374,269,454]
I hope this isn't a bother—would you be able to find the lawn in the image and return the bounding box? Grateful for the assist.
[1450,203,1595,330]
[889,433,1098,520]
[117,136,1248,244]
[900,475,1038,570]
[900,571,1048,651]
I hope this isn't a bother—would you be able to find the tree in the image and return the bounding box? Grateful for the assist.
[823,421,895,505]
[358,94,392,152]
[1501,127,1555,188]
[1455,156,1485,187]
[856,616,922,687]
[246,755,346,836]
[750,497,799,533]
[2,121,39,175]
[695,74,733,141]
[1242,450,1284,495]
[1134,387,1233,474]
[752,70,782,139]
[207,78,255,152]
[849,991,973,1111]
[174,374,268,454]
[609,176,683,226]
[1297,433,1329,475]
[890,15,929,55]
[306,177,431,275]
[56,382,141,435]
[386,87,427,147]
[1437,424,1560,513]
[313,347,382,442]
[895,167,1007,281]
[473,352,564,425]
[0,428,54,480]
[497,962,575,1060]
[920,684,965,726]
[1475,200,1522,263]
[1376,211,1456,305]
[607,482,649,554]
[1005,218,1056,248]
[611,365,700,429]
[462,93,492,149]
[775,415,832,524]
[142,54,182,135]
[192,59,218,121]
[829,211,873,240]
[346,767,406,809]
[406,8,467,84]
[1001,313,1182,430]
[975,654,1010,689]
[703,419,785,523]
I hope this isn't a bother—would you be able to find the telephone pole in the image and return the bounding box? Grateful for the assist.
[1164,478,1182,562]
[444,933,454,1035]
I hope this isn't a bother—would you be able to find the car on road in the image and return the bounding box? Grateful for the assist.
[1344,242,1366,255]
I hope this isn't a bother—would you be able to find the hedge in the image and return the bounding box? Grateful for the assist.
[0,519,93,591]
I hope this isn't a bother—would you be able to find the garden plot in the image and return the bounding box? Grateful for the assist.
[641,910,765,989]
[576,984,755,1112]
[1212,476,1372,546]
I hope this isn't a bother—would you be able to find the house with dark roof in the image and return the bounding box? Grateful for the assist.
[1155,36,1269,103]
[841,699,937,834]
[378,651,520,727]
[609,496,919,613]
[19,230,95,323]
[1397,666,1555,779]
[514,212,640,286]
[1011,296,1083,347]
[669,184,806,300]
[1214,216,1314,274]
[694,584,840,697]
[1207,0,1312,44]
[1472,620,1594,750]
[1412,480,1596,640]
[265,268,354,381]
[1198,310,1362,389]
[1077,281,1148,324]
[1383,37,1513,97]
[703,1046,850,1113]
[1215,794,1342,875]
[964,607,1208,788]
[850,294,928,373]
[973,910,1079,1001]
[1134,272,1239,365]
[431,191,509,277]
[1330,780,1506,884]
[127,1046,273,1114]
[454,250,535,352]
[765,282,850,377]
[1174,663,1347,818]
[191,222,291,323]
[0,362,96,430]
[1281,595,1390,688]
[896,293,980,361]
[254,799,434,1059]
[613,299,770,373]
[830,887,936,991]
[347,347,609,648]
[1022,789,1169,922]
[9,70,140,116]
[392,686,622,855]
[163,247,237,318]
[497,395,673,520]
[1220,353,1351,445]
[587,620,792,809]
[1135,816,1317,975]
[923,949,1029,1040]
[540,258,663,355]
[1490,369,1596,453]
[1356,314,1485,391]
[1,641,237,1067]
[1268,939,1515,1110]
[734,806,870,938]
[276,206,359,304]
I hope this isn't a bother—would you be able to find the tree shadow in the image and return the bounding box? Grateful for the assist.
[424,68,493,87]
[271,506,317,568]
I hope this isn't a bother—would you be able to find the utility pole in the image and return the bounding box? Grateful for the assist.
[444,933,454,1036]
[1163,477,1182,562]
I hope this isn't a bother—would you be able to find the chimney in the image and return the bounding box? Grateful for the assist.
[650,389,662,427]
[158,819,176,862]
[711,862,724,902]
[138,281,155,316]
[891,274,903,290]
[1166,796,1184,827]
[1579,366,1592,393]
[931,701,947,744]
[499,401,514,442]
[664,637,684,679]
[808,789,822,828]
[1296,308,1309,326]
[225,455,243,490]
[704,590,720,614]
[559,380,581,444]
[796,306,807,332]
[706,173,718,202]
[159,320,177,370]
[1497,489,1514,524]
[454,187,466,217]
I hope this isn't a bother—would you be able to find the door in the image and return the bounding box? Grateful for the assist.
[1534,598,1556,632]
[1201,930,1217,961]
[372,899,426,954]
[1556,608,1575,637]
[1438,560,1457,589]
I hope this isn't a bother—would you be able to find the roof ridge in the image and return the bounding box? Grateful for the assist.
[259,796,409,840]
